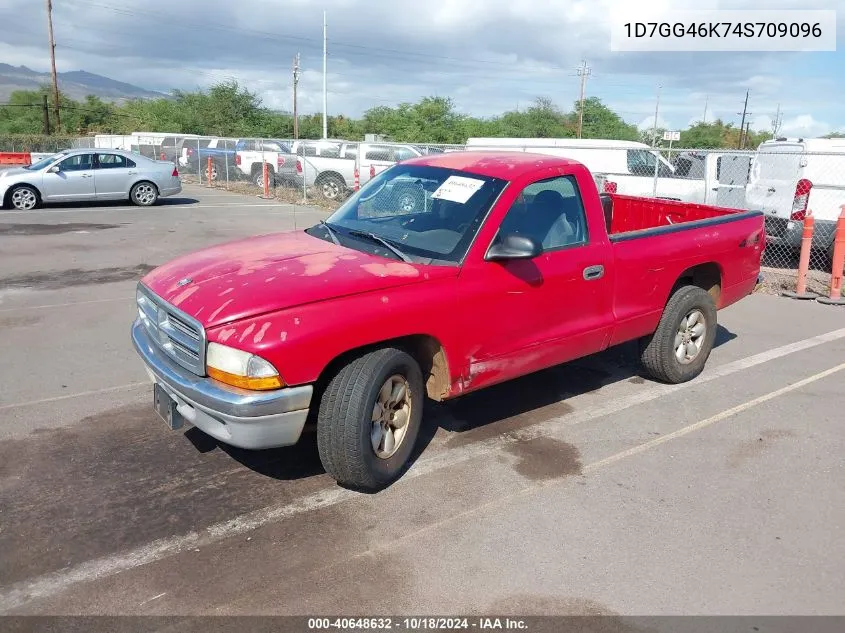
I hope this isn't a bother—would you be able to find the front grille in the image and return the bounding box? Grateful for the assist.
[137,285,206,376]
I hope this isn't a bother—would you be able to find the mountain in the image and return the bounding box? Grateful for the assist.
[0,64,168,103]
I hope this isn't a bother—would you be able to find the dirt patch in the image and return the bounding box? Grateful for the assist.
[727,429,797,468]
[505,437,583,482]
[0,223,120,236]
[756,266,831,297]
[485,594,618,616]
[0,402,330,585]
[0,314,41,328]
[0,264,155,290]
[628,376,646,384]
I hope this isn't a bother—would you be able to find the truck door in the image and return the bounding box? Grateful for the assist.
[458,173,614,389]
[715,154,752,208]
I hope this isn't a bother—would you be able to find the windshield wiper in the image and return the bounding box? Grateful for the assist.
[319,220,341,246]
[347,230,413,263]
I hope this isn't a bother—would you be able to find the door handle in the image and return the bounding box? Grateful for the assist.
[128,171,137,175]
[81,174,93,178]
[767,187,776,193]
[583,265,605,281]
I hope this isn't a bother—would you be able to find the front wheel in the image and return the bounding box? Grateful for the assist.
[8,185,40,211]
[317,347,424,490]
[130,182,159,206]
[640,285,718,384]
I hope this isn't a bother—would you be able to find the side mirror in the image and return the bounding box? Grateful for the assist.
[485,233,542,261]
[48,165,60,173]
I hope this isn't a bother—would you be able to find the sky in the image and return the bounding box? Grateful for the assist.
[1,0,843,137]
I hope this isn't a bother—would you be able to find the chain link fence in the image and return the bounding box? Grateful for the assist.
[2,133,842,295]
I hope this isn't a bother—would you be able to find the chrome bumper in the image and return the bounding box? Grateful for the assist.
[131,318,313,449]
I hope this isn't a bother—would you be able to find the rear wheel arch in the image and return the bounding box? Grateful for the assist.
[671,262,722,306]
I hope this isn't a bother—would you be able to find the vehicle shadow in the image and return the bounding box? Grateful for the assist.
[183,324,737,487]
[38,197,200,210]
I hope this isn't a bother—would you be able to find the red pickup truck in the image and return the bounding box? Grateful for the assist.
[132,151,765,490]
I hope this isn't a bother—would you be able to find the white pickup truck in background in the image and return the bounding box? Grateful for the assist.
[297,142,423,200]
[464,137,750,206]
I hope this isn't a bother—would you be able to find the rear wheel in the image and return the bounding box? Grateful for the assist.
[393,185,425,212]
[317,174,345,200]
[8,185,39,211]
[640,285,717,384]
[317,347,424,490]
[253,165,273,188]
[130,181,159,206]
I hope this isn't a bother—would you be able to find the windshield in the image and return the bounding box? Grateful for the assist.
[25,153,65,171]
[307,164,507,265]
[627,149,675,178]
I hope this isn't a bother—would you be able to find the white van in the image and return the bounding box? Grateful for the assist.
[464,137,737,204]
[746,137,845,257]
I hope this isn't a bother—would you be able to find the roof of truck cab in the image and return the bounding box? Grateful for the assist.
[400,150,583,180]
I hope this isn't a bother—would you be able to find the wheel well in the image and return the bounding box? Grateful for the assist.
[3,183,41,207]
[316,171,345,185]
[672,262,722,304]
[132,180,159,193]
[252,163,275,174]
[313,335,451,404]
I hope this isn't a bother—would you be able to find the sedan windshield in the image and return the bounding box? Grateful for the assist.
[25,153,65,171]
[308,164,507,264]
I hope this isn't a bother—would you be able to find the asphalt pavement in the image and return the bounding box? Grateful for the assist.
[0,184,843,620]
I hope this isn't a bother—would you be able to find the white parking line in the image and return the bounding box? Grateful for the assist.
[0,296,133,313]
[0,382,148,413]
[0,203,302,215]
[0,326,843,611]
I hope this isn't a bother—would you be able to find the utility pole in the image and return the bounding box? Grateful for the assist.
[292,53,300,139]
[42,93,51,135]
[651,85,661,146]
[702,95,708,124]
[737,90,750,149]
[772,103,782,137]
[322,10,328,139]
[576,60,591,139]
[46,0,61,129]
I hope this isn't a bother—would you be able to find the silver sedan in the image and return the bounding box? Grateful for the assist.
[0,149,182,211]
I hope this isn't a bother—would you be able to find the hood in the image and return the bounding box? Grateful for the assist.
[0,167,30,179]
[140,230,454,328]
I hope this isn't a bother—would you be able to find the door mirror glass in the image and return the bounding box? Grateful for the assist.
[485,233,542,261]
[48,165,60,173]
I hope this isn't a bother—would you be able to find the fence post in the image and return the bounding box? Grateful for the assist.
[206,157,213,188]
[262,162,271,199]
[782,210,819,300]
[817,205,845,306]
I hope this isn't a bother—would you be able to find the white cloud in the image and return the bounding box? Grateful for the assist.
[638,115,670,131]
[1,0,843,135]
[779,114,830,138]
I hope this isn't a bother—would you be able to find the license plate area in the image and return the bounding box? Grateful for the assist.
[153,383,184,430]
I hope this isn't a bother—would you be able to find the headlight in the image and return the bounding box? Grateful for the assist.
[136,288,158,323]
[206,342,283,391]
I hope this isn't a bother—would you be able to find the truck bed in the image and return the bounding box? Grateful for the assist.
[600,193,742,236]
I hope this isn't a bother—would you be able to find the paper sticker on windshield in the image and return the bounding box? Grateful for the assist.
[431,176,485,204]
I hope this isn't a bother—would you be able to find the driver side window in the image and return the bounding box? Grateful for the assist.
[496,175,588,251]
[59,154,93,172]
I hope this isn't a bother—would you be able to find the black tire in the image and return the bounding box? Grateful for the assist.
[130,181,159,207]
[392,185,425,213]
[317,347,424,491]
[317,174,345,200]
[205,161,223,182]
[7,184,40,211]
[640,285,718,384]
[253,165,273,188]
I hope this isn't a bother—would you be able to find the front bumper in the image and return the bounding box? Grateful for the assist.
[131,318,313,449]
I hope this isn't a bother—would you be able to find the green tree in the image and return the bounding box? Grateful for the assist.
[570,97,639,140]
